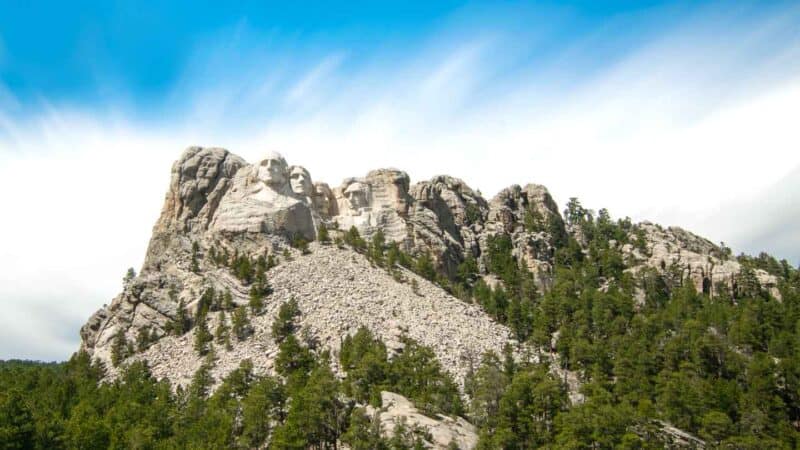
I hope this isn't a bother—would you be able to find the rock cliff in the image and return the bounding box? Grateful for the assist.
[79,146,784,449]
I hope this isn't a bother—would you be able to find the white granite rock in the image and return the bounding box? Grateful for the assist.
[366,391,478,449]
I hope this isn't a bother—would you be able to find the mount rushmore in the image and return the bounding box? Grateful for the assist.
[81,146,781,385]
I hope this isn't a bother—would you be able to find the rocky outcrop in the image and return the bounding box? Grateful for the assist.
[332,169,413,243]
[81,145,783,393]
[483,184,565,290]
[404,175,485,278]
[154,147,245,233]
[365,391,478,449]
[624,222,781,300]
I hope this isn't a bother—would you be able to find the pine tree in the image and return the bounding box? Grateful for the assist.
[345,226,367,251]
[317,223,330,243]
[169,299,191,335]
[249,285,264,315]
[191,241,201,273]
[239,376,286,448]
[123,267,136,285]
[232,306,251,341]
[110,329,129,367]
[415,251,436,281]
[272,298,301,343]
[222,289,234,310]
[194,313,212,356]
[215,310,232,351]
[136,326,152,351]
[369,229,386,266]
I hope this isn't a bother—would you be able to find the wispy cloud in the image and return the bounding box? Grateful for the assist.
[285,52,346,105]
[1,3,799,360]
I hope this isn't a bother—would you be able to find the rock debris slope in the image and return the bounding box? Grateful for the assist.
[129,242,511,388]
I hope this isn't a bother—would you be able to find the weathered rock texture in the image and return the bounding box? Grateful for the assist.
[86,241,512,389]
[623,222,781,300]
[365,391,478,449]
[81,146,782,426]
[154,147,246,233]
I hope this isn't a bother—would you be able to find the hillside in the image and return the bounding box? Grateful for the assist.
[2,147,797,449]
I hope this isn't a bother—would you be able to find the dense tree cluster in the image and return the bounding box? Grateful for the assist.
[0,312,465,449]
[340,327,463,416]
[338,199,800,447]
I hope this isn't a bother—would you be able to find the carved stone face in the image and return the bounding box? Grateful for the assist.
[254,152,288,188]
[313,182,335,216]
[344,182,369,210]
[289,166,312,196]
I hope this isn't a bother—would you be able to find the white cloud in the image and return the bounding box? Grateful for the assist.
[1,4,799,360]
[285,52,346,106]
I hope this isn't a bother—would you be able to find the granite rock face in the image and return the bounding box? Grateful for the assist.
[332,169,413,244]
[483,184,564,290]
[624,222,781,300]
[154,147,246,233]
[365,391,478,449]
[211,152,316,239]
[80,146,783,440]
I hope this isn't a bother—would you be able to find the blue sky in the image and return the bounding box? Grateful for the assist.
[1,1,799,360]
[2,1,746,118]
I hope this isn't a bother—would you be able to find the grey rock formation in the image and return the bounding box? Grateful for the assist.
[154,147,245,233]
[211,152,315,239]
[80,145,783,411]
[483,184,564,290]
[624,222,781,300]
[332,169,413,243]
[407,175,488,277]
[365,391,478,449]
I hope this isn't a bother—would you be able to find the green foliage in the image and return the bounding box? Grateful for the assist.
[191,241,201,273]
[239,375,285,448]
[271,362,348,449]
[340,327,390,404]
[369,229,386,266]
[110,329,130,367]
[415,251,437,281]
[193,312,212,356]
[214,310,232,351]
[167,298,191,335]
[344,226,367,251]
[340,327,463,417]
[480,365,567,449]
[342,408,388,450]
[465,351,508,430]
[456,256,479,286]
[291,235,311,255]
[136,326,153,351]
[317,222,330,243]
[4,197,800,448]
[123,267,136,285]
[0,389,35,449]
[231,305,252,341]
[389,337,464,416]
[465,202,482,223]
[271,298,301,344]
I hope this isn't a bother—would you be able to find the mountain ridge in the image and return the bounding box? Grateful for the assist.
[80,146,781,379]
